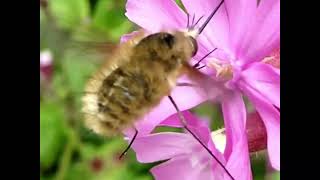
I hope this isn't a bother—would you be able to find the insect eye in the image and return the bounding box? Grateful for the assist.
[161,33,175,49]
[188,37,198,57]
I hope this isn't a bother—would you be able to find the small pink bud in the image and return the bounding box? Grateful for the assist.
[246,111,267,153]
[40,50,53,81]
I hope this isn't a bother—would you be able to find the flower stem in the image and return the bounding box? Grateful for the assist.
[55,130,77,180]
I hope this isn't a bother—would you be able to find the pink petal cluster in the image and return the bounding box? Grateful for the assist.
[131,110,272,179]
[132,111,250,180]
[122,0,280,178]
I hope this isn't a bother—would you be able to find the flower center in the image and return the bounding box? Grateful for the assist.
[206,58,234,81]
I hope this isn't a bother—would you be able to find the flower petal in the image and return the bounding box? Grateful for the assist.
[241,62,280,108]
[132,132,193,163]
[151,156,205,180]
[224,0,256,58]
[239,0,280,64]
[132,75,213,136]
[257,104,280,171]
[221,91,252,180]
[125,0,186,32]
[240,83,280,171]
[160,111,226,164]
[160,110,207,128]
[181,0,230,51]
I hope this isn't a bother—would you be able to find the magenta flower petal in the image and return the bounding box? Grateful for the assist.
[241,62,280,108]
[224,0,256,58]
[151,156,208,180]
[132,132,193,163]
[133,90,204,134]
[239,81,280,170]
[122,0,280,177]
[160,110,208,128]
[131,74,223,136]
[256,104,280,171]
[125,0,186,32]
[130,110,236,179]
[221,91,246,157]
[181,0,230,51]
[239,0,280,64]
[151,155,227,180]
[159,111,220,152]
[221,91,252,180]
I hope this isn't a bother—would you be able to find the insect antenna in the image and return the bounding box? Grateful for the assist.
[198,0,225,34]
[190,15,204,29]
[168,95,235,180]
[193,48,218,68]
[119,129,139,159]
[191,13,196,27]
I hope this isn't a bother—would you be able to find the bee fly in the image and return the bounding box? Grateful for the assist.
[82,0,234,179]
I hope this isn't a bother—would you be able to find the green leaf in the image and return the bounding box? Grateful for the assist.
[192,102,223,130]
[49,0,90,30]
[64,162,92,180]
[52,72,69,99]
[272,172,280,180]
[62,50,97,100]
[40,101,68,170]
[40,175,55,180]
[92,0,132,41]
[80,139,125,160]
[40,9,45,24]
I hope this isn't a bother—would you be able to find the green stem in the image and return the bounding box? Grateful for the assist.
[55,130,77,180]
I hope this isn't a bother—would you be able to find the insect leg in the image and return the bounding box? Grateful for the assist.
[193,48,217,68]
[198,0,225,34]
[176,82,196,87]
[119,129,139,159]
[167,95,235,180]
[196,65,206,70]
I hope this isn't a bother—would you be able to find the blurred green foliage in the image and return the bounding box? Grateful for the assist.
[40,0,279,179]
[40,101,68,170]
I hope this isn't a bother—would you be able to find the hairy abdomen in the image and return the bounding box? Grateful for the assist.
[83,63,171,136]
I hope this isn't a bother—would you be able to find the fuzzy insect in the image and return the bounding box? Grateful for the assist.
[82,0,223,137]
[82,29,203,136]
[82,0,235,179]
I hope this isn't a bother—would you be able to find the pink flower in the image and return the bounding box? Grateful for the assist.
[123,0,280,173]
[131,111,251,180]
[40,50,53,81]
